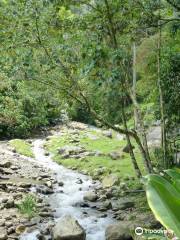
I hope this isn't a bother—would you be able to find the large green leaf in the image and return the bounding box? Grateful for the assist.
[164,169,180,193]
[164,169,180,181]
[145,174,180,238]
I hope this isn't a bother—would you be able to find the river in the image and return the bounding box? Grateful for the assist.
[21,139,115,240]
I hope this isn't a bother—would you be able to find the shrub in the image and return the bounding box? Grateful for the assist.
[16,194,37,219]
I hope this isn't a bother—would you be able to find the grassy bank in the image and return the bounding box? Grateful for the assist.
[45,128,145,180]
[9,139,34,158]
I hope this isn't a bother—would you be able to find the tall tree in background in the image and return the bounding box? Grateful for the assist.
[132,41,138,130]
[157,0,167,167]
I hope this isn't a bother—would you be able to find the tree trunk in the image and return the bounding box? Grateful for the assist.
[133,132,152,173]
[132,42,139,130]
[122,102,142,178]
[131,42,153,172]
[158,0,167,168]
[128,91,153,173]
[88,106,145,176]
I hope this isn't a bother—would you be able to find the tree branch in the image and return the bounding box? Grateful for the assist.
[33,6,148,147]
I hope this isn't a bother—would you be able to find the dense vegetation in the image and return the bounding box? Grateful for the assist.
[0,0,179,136]
[0,0,179,172]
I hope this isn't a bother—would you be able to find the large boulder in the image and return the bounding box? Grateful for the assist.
[105,222,132,240]
[102,175,119,188]
[52,215,86,240]
[83,191,98,202]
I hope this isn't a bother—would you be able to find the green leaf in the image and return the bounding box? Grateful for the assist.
[164,169,180,193]
[145,174,180,238]
[164,169,180,180]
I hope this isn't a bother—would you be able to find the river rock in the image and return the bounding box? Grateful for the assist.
[0,228,7,240]
[17,182,32,188]
[45,181,53,188]
[117,201,135,210]
[103,130,112,138]
[68,122,87,130]
[58,181,64,187]
[5,221,13,227]
[76,178,83,184]
[52,215,86,240]
[7,226,15,234]
[0,168,13,175]
[109,151,125,160]
[44,152,50,156]
[105,222,132,240]
[39,212,53,217]
[0,198,8,204]
[94,167,107,176]
[58,146,85,157]
[15,225,26,235]
[122,144,135,153]
[4,198,14,208]
[36,186,54,195]
[102,200,112,210]
[0,220,5,227]
[98,195,107,201]
[0,161,12,168]
[83,192,98,202]
[102,175,119,188]
[40,173,51,179]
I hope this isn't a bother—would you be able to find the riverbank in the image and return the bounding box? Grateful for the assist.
[1,122,162,240]
[0,141,55,239]
[44,122,145,180]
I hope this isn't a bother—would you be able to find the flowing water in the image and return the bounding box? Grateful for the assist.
[21,139,115,240]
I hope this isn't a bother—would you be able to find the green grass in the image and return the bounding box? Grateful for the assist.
[80,132,126,154]
[54,154,143,179]
[9,139,34,158]
[45,129,145,179]
[16,194,38,219]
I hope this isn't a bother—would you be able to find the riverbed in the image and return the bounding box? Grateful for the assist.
[21,138,115,240]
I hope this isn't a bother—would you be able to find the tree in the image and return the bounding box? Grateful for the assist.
[0,0,178,174]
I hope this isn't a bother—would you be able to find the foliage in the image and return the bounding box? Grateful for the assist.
[68,101,95,125]
[16,194,37,219]
[0,0,179,135]
[144,170,180,238]
[136,30,180,128]
[0,1,67,138]
[0,0,179,175]
[9,139,34,157]
[160,31,180,130]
